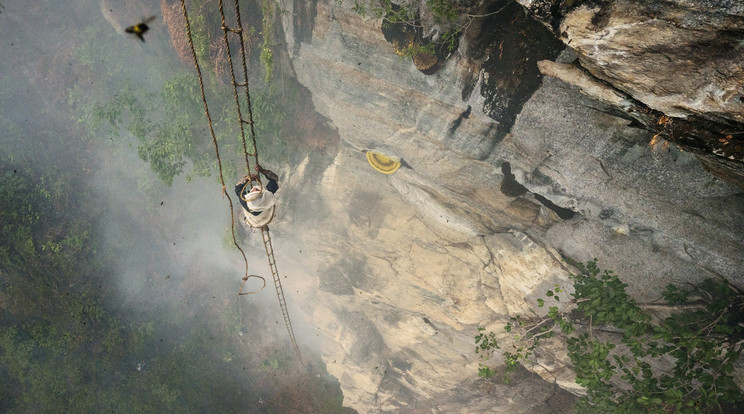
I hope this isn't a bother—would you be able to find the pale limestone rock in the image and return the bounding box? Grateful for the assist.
[519,0,744,124]
[278,145,571,412]
[536,60,630,108]
[272,0,744,411]
[529,336,587,396]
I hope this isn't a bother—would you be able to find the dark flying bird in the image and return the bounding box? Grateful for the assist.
[125,16,156,42]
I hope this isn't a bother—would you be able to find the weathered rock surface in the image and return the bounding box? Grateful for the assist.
[270,0,744,412]
[518,0,744,124]
[517,0,744,182]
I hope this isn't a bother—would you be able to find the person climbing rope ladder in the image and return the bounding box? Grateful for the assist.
[234,164,279,228]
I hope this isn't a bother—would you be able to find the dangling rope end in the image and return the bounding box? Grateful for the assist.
[239,274,267,295]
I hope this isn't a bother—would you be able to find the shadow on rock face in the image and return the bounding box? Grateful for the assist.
[462,0,565,135]
[534,194,576,220]
[501,162,576,220]
[500,162,528,197]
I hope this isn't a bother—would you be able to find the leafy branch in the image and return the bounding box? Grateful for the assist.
[348,0,480,57]
[476,260,744,413]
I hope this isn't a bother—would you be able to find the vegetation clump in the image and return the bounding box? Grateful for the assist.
[349,0,466,65]
[0,1,350,411]
[476,260,744,413]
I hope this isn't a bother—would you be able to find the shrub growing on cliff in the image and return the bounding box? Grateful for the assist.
[475,260,744,413]
[348,0,465,55]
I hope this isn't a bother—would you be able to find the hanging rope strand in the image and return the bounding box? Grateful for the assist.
[222,0,303,365]
[217,0,255,172]
[182,0,302,365]
[230,0,261,166]
[179,0,264,294]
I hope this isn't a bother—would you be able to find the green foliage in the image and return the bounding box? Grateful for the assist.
[260,350,290,372]
[0,3,348,411]
[260,0,276,83]
[475,327,499,378]
[476,260,744,413]
[0,171,40,269]
[438,27,461,53]
[84,83,189,186]
[74,24,122,75]
[0,169,170,412]
[351,0,367,17]
[80,77,212,184]
[260,45,274,83]
[190,14,210,64]
[397,41,436,59]
[662,283,689,304]
[350,0,463,56]
[0,169,96,280]
[572,261,651,336]
[77,60,289,185]
[475,327,499,354]
[248,86,287,143]
[427,0,459,23]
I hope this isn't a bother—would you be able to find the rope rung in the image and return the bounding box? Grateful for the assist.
[187,0,302,366]
[221,25,242,34]
[260,226,303,365]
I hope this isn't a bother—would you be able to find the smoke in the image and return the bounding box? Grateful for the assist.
[90,97,323,360]
[0,0,342,411]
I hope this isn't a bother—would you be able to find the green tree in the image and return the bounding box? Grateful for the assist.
[77,70,287,186]
[476,260,744,413]
[348,0,503,56]
[0,1,347,412]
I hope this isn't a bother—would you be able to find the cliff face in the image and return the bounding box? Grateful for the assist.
[519,0,744,124]
[271,1,744,412]
[517,0,744,183]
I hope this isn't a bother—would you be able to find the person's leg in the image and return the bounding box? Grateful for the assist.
[235,182,250,211]
[265,179,278,194]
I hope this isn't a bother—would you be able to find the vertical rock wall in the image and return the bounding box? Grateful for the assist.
[272,1,744,412]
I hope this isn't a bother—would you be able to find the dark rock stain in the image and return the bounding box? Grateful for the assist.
[500,162,576,220]
[500,162,528,197]
[462,1,564,142]
[534,194,576,220]
[447,105,471,135]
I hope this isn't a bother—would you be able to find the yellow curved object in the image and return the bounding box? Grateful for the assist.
[366,151,402,175]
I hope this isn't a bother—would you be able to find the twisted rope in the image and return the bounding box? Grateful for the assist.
[218,0,303,365]
[178,0,265,295]
[180,0,302,364]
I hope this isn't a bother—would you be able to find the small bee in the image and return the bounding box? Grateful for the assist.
[125,16,156,42]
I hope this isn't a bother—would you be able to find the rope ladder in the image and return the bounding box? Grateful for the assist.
[178,0,302,365]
